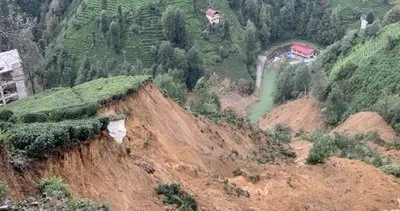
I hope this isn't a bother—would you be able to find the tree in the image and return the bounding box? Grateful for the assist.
[75,56,91,85]
[293,65,311,96]
[365,20,381,37]
[245,20,260,68]
[386,35,398,51]
[238,78,254,95]
[274,66,294,104]
[228,0,242,10]
[117,5,124,29]
[243,0,259,26]
[258,3,271,46]
[186,47,204,90]
[101,0,108,10]
[223,21,230,40]
[109,21,120,52]
[325,83,347,125]
[366,11,375,24]
[383,5,400,26]
[156,41,175,74]
[154,73,187,105]
[161,6,190,48]
[100,10,109,35]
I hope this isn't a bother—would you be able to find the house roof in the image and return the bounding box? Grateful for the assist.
[291,44,314,54]
[0,49,21,72]
[206,8,219,16]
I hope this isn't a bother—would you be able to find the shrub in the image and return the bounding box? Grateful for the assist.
[237,78,254,96]
[223,180,250,198]
[380,164,400,177]
[273,124,291,143]
[49,103,100,122]
[0,180,7,202]
[306,133,380,165]
[190,90,220,121]
[9,118,108,156]
[221,109,246,129]
[20,112,48,123]
[0,109,13,121]
[156,183,197,211]
[39,176,71,198]
[68,199,109,210]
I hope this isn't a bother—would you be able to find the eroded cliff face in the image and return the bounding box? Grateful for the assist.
[2,83,400,210]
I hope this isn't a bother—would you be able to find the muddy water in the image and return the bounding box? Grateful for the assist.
[247,67,277,124]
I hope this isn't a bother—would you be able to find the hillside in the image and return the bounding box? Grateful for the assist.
[49,0,248,80]
[321,22,400,132]
[2,82,400,210]
[259,97,325,133]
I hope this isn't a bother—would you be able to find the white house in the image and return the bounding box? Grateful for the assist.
[360,15,368,29]
[206,8,220,24]
[0,49,27,105]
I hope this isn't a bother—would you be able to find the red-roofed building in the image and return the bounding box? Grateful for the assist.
[291,44,315,58]
[206,8,220,24]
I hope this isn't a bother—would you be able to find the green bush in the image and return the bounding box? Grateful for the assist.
[68,199,109,211]
[0,109,13,121]
[0,180,7,202]
[39,176,71,198]
[20,112,48,123]
[49,103,100,122]
[9,118,108,156]
[156,183,197,211]
[306,133,381,165]
[380,164,400,177]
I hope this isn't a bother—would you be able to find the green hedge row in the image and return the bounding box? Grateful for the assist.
[8,117,109,156]
[5,103,100,124]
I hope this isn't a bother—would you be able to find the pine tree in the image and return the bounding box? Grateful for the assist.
[245,20,260,68]
[101,0,108,10]
[325,83,347,125]
[186,47,204,90]
[100,10,109,35]
[161,6,189,48]
[366,11,375,24]
[110,21,120,52]
[258,3,271,46]
[117,5,123,29]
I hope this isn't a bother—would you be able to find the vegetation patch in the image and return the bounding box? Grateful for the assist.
[305,133,383,165]
[11,176,108,210]
[0,180,7,203]
[156,182,197,211]
[7,118,109,157]
[223,179,250,198]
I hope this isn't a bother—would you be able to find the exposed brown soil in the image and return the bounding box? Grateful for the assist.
[333,112,397,142]
[2,84,400,210]
[220,92,258,117]
[259,97,324,133]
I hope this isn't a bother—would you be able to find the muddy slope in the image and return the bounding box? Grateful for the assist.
[259,97,324,132]
[2,84,400,210]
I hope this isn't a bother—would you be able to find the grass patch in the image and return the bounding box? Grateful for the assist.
[39,176,71,198]
[156,182,197,211]
[0,180,7,202]
[305,133,383,165]
[1,75,150,122]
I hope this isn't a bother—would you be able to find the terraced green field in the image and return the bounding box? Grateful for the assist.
[3,75,151,116]
[53,0,162,67]
[330,0,392,28]
[52,0,249,81]
[327,22,400,111]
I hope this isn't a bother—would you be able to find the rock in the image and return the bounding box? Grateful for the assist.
[0,204,10,211]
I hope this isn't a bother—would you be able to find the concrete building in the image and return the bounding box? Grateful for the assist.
[291,44,315,59]
[0,49,27,106]
[361,15,368,29]
[206,8,220,24]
